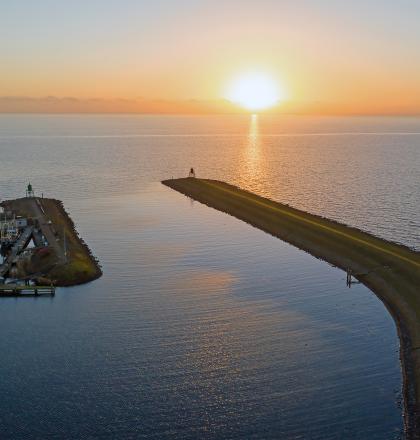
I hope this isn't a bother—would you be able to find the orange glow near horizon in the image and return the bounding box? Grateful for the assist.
[2,2,420,115]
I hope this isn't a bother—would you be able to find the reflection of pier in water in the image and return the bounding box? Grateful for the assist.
[346,265,391,288]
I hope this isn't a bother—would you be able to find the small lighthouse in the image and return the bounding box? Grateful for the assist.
[26,182,35,198]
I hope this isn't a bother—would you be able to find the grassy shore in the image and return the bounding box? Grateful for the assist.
[40,199,102,286]
[163,177,420,439]
[2,198,102,286]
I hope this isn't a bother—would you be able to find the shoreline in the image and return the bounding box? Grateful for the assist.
[162,177,420,439]
[360,275,417,438]
[48,198,102,286]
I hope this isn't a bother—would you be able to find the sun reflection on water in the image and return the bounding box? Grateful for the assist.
[237,114,267,193]
[246,114,261,173]
[248,114,260,160]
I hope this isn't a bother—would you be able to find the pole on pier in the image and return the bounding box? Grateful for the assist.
[346,268,353,288]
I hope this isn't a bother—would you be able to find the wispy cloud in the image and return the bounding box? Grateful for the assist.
[1,96,419,116]
[0,96,244,114]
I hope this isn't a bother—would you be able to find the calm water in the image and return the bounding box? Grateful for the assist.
[0,114,418,439]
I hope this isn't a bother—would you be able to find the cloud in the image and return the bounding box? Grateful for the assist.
[0,96,419,115]
[0,96,245,114]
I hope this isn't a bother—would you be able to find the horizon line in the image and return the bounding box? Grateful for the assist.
[1,96,420,117]
[1,111,420,117]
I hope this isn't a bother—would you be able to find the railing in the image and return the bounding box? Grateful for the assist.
[0,284,55,297]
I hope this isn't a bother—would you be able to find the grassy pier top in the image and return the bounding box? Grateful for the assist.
[163,177,420,437]
[1,197,102,286]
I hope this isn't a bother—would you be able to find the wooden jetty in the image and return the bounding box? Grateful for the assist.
[0,283,55,297]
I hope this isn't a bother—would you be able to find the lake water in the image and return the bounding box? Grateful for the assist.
[0,114,418,439]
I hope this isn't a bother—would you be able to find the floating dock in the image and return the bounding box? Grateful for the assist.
[0,284,55,297]
[162,177,420,439]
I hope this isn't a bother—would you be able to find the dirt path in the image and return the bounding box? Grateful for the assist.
[30,198,65,264]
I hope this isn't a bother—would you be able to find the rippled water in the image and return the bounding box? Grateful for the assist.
[0,114,417,439]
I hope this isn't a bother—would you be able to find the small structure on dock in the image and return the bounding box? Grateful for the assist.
[26,183,35,198]
[345,268,360,287]
[0,217,19,244]
[15,217,28,230]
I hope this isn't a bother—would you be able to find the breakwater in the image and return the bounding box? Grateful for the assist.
[163,177,420,439]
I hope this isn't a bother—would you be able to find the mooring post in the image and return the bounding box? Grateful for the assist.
[346,268,352,287]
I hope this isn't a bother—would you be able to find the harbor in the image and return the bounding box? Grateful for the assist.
[0,184,101,291]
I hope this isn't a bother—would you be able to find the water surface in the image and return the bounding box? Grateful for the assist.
[0,114,415,439]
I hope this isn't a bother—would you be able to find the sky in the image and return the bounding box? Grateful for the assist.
[1,0,420,114]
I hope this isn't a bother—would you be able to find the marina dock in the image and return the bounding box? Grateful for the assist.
[0,284,55,297]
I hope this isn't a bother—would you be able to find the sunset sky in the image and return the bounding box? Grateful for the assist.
[1,0,420,114]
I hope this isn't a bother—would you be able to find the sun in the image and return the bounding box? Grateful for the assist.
[225,72,282,111]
